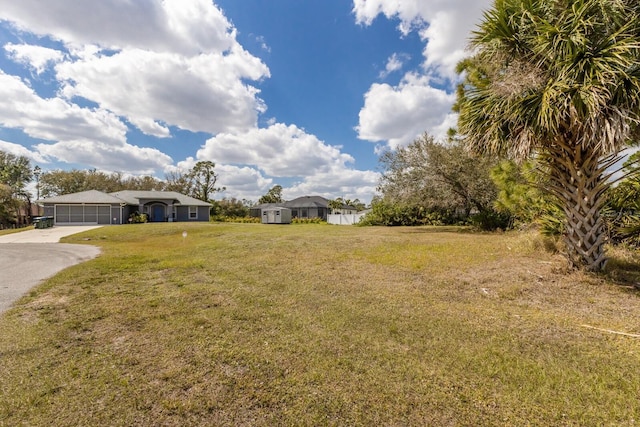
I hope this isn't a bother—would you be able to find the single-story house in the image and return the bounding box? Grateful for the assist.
[38,190,211,225]
[250,196,357,221]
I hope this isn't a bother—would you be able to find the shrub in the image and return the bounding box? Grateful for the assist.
[470,210,512,231]
[129,212,148,223]
[358,200,463,227]
[291,217,326,224]
[211,216,260,223]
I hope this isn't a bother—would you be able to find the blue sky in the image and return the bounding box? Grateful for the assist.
[0,0,491,203]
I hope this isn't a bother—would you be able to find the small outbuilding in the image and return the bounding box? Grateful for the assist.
[261,207,292,224]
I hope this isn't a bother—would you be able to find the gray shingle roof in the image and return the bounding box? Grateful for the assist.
[38,190,211,207]
[37,190,125,204]
[252,196,357,210]
[110,190,211,206]
[284,196,330,208]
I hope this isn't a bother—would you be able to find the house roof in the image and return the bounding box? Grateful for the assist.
[38,190,211,206]
[251,196,356,210]
[110,190,211,206]
[37,190,125,204]
[284,196,330,208]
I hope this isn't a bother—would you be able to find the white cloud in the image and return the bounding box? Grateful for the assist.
[254,35,271,53]
[379,53,407,79]
[0,71,127,144]
[0,139,48,163]
[0,71,172,173]
[195,123,379,203]
[197,123,355,177]
[353,0,490,150]
[356,73,455,149]
[285,167,379,203]
[56,47,269,136]
[215,164,273,202]
[171,157,273,202]
[4,43,64,74]
[0,0,236,55]
[36,140,172,174]
[353,0,492,77]
[1,0,270,139]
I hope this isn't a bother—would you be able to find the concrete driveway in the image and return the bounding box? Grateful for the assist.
[0,226,102,314]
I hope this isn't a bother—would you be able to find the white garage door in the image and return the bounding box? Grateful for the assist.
[55,205,112,224]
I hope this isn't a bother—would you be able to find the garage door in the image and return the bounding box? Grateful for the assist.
[55,205,112,224]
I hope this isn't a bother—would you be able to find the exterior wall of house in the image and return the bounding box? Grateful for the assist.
[290,207,328,220]
[176,206,189,221]
[197,206,210,221]
[110,206,123,224]
[39,191,211,225]
[175,206,209,222]
[45,203,122,225]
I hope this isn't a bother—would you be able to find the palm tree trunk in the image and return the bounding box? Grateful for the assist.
[542,143,617,271]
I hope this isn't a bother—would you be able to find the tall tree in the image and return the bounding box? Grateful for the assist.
[40,169,88,197]
[188,161,225,202]
[379,133,499,218]
[329,198,366,212]
[328,198,344,213]
[40,169,164,197]
[164,170,194,195]
[0,151,33,226]
[258,185,284,204]
[456,0,640,271]
[125,175,163,191]
[211,198,251,219]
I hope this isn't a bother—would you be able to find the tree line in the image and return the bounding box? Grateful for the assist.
[38,160,225,201]
[369,132,639,245]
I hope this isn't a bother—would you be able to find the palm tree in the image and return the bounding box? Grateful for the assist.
[456,0,640,271]
[328,198,344,214]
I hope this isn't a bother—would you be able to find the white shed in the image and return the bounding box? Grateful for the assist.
[261,207,292,224]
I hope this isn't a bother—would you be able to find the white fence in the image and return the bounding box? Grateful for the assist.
[327,213,366,225]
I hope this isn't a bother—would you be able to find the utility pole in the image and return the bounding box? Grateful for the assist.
[33,165,42,217]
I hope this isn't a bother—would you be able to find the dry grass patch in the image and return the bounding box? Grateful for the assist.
[1,223,639,426]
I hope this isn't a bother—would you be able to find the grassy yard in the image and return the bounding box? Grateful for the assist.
[1,223,639,426]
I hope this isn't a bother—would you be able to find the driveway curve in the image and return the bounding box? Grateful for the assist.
[0,226,102,314]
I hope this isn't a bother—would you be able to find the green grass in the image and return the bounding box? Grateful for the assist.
[1,223,639,426]
[0,225,33,236]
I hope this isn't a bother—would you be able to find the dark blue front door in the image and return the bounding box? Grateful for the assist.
[152,205,165,222]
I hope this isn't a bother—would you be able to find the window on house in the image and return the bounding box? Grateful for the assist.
[189,206,197,219]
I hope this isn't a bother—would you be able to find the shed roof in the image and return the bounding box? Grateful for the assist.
[251,202,286,210]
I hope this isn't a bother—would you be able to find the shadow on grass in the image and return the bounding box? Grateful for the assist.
[396,225,475,234]
[604,252,640,289]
